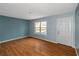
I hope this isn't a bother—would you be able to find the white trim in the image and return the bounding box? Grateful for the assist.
[0,36,27,43]
[73,13,78,56]
[75,48,78,56]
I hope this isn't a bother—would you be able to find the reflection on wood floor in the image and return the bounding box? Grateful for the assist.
[0,37,77,56]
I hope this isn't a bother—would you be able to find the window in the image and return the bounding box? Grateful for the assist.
[41,21,47,34]
[35,21,47,34]
[35,22,41,33]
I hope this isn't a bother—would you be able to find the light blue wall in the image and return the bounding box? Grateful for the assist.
[29,12,75,43]
[0,12,75,46]
[29,16,56,42]
[75,4,79,49]
[0,16,29,41]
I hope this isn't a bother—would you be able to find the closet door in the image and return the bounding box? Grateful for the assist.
[56,16,74,47]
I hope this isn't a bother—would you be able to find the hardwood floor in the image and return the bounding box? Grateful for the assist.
[0,37,76,56]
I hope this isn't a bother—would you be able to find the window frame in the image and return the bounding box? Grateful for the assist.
[34,21,47,35]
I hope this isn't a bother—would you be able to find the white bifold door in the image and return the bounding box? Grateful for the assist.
[56,16,74,47]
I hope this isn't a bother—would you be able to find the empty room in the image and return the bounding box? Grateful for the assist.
[0,3,79,56]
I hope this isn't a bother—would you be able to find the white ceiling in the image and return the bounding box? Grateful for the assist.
[0,3,77,20]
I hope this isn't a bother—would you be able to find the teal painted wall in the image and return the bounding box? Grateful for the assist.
[0,16,29,41]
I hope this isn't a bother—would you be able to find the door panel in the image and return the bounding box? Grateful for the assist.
[56,16,74,47]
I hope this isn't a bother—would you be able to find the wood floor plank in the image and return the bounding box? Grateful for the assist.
[0,37,77,56]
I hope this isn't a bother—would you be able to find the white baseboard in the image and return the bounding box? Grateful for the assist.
[0,36,27,44]
[30,36,58,44]
[30,36,75,48]
[0,35,75,48]
[75,48,78,56]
